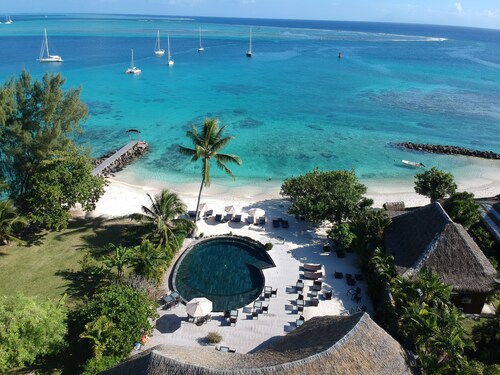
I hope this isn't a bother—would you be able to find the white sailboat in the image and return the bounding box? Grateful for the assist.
[246,27,252,57]
[5,16,13,24]
[125,49,141,74]
[167,34,174,66]
[197,27,205,53]
[154,30,165,56]
[38,29,63,63]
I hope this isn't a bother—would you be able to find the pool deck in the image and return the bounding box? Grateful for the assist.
[141,200,372,354]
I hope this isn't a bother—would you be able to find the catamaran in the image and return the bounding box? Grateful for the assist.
[197,27,205,53]
[154,30,165,56]
[125,49,141,74]
[5,16,13,24]
[167,34,174,66]
[38,29,63,63]
[246,27,253,57]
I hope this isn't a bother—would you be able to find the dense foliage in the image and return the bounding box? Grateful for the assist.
[79,284,157,360]
[414,167,457,202]
[0,294,67,372]
[179,118,241,221]
[0,71,105,228]
[0,199,28,244]
[471,311,500,366]
[131,239,170,286]
[280,169,372,224]
[26,151,106,229]
[444,191,481,230]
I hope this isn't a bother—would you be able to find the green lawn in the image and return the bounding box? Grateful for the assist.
[0,218,144,303]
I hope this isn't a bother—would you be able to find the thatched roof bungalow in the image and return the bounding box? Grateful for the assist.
[103,313,417,375]
[385,202,497,314]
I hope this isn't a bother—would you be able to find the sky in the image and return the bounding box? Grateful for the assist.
[5,0,500,29]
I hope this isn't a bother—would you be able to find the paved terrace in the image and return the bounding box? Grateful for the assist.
[141,199,372,354]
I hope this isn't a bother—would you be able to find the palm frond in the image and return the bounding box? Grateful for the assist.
[179,145,197,158]
[211,135,234,153]
[216,159,235,178]
[215,152,242,165]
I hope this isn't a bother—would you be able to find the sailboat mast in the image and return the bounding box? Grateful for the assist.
[44,29,50,57]
[199,27,202,48]
[157,31,161,50]
[249,27,252,53]
[131,49,134,68]
[168,34,171,60]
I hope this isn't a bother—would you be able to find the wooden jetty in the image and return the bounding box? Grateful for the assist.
[92,140,148,176]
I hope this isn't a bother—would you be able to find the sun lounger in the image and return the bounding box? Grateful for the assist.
[219,346,230,352]
[262,304,269,314]
[303,263,322,271]
[271,288,278,297]
[246,216,254,224]
[310,298,319,307]
[230,317,237,326]
[346,277,356,286]
[258,216,266,225]
[232,214,242,222]
[215,214,222,222]
[272,219,280,228]
[224,213,233,222]
[303,271,323,280]
[204,209,213,218]
[188,210,197,218]
[334,271,343,279]
[323,245,332,252]
[252,311,259,319]
[312,280,322,291]
[281,220,289,228]
[324,290,332,300]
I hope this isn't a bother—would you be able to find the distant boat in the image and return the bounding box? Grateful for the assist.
[154,30,165,56]
[338,51,342,59]
[197,27,205,53]
[246,27,253,57]
[167,34,174,66]
[38,29,63,63]
[125,49,141,74]
[5,16,13,24]
[402,160,425,168]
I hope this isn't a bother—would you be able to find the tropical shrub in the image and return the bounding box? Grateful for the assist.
[414,167,457,202]
[0,199,28,244]
[79,284,157,359]
[206,332,223,344]
[328,223,356,250]
[264,242,273,250]
[444,191,480,229]
[0,294,67,372]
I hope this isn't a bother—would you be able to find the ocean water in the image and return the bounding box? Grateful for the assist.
[1,14,499,189]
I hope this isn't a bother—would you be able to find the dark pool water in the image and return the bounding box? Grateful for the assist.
[173,237,275,311]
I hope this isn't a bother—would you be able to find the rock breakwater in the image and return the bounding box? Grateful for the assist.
[396,142,499,160]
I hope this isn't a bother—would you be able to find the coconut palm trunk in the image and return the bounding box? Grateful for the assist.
[179,118,241,222]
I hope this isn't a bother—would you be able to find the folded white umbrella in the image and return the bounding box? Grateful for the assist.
[186,297,213,318]
[248,208,265,218]
[224,205,236,214]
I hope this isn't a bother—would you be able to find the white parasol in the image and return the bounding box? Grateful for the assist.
[186,297,213,318]
[224,205,236,214]
[248,208,265,218]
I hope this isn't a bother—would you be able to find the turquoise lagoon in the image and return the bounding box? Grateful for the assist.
[1,14,499,190]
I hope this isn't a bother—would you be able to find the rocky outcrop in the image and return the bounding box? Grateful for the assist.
[93,141,148,177]
[395,142,499,160]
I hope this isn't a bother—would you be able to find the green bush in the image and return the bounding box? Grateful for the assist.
[81,355,121,375]
[206,332,223,344]
[264,242,273,250]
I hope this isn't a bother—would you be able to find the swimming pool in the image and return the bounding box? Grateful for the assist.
[172,236,275,312]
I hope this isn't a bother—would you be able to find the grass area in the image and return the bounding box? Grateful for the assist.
[0,218,145,303]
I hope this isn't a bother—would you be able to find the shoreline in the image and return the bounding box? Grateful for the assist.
[87,165,500,218]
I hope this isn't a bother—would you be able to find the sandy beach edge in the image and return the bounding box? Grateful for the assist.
[82,168,500,219]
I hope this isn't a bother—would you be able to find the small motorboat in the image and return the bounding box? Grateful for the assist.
[402,160,425,168]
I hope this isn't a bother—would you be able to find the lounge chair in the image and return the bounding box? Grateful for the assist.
[346,278,357,286]
[188,210,197,218]
[272,219,280,228]
[230,317,237,326]
[218,346,230,352]
[304,271,323,280]
[324,290,332,300]
[334,271,343,279]
[297,304,304,313]
[303,263,322,271]
[215,214,222,222]
[281,220,289,228]
[224,310,231,320]
[258,216,266,225]
[348,287,361,297]
[224,213,233,222]
[263,292,271,300]
[323,245,332,252]
[232,214,242,222]
[204,209,214,218]
[310,298,319,307]
[246,216,254,224]
[312,280,322,291]
[271,288,278,297]
[252,311,259,319]
[262,304,269,314]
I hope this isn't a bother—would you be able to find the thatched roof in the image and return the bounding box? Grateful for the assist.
[102,313,416,375]
[383,201,406,211]
[385,202,497,293]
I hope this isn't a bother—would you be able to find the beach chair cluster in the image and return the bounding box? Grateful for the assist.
[272,218,289,228]
[212,212,266,225]
[261,285,278,300]
[162,291,180,310]
[347,286,362,303]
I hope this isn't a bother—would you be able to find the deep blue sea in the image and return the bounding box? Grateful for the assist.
[1,14,499,189]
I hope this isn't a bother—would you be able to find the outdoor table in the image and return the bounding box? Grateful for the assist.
[230,310,238,318]
[163,295,174,304]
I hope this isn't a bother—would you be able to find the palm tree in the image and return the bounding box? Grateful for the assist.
[369,247,394,286]
[102,245,132,278]
[0,199,28,245]
[131,239,169,283]
[179,118,242,221]
[79,315,116,360]
[132,189,194,247]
